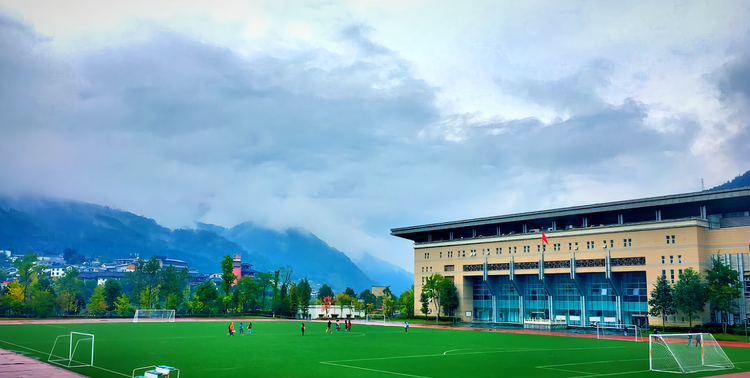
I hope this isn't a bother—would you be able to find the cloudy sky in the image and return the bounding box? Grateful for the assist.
[1,1,749,270]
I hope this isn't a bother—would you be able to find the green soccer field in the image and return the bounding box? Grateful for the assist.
[2,320,750,378]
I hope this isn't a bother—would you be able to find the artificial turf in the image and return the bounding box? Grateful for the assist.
[1,320,750,377]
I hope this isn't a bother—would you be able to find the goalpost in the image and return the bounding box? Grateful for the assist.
[133,309,176,323]
[650,333,734,374]
[48,332,94,368]
[596,323,642,342]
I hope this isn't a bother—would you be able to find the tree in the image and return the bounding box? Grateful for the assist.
[423,273,450,323]
[195,281,218,310]
[5,282,26,314]
[419,291,430,315]
[440,280,460,318]
[63,247,85,265]
[289,283,299,317]
[648,275,676,331]
[705,257,742,333]
[336,292,352,316]
[56,267,83,314]
[673,268,707,331]
[28,289,54,318]
[318,284,334,301]
[359,289,376,308]
[187,293,204,315]
[235,276,261,312]
[297,278,312,318]
[344,287,357,299]
[103,279,122,311]
[87,285,108,316]
[382,286,393,298]
[220,255,237,298]
[161,265,185,308]
[256,272,274,310]
[322,295,333,316]
[56,289,77,315]
[399,285,415,317]
[114,294,132,316]
[14,253,41,302]
[383,294,394,318]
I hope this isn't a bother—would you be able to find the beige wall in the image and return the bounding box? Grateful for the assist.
[412,221,750,326]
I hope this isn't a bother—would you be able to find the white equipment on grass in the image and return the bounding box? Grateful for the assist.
[649,333,734,374]
[596,323,642,342]
[132,364,180,378]
[48,332,95,368]
[133,309,176,323]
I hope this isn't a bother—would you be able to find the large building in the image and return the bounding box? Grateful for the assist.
[391,186,750,328]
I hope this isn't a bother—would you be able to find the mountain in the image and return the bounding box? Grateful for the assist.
[353,252,413,294]
[198,222,375,292]
[710,170,750,191]
[0,197,263,274]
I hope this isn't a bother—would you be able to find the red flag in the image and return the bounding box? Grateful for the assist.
[542,232,549,245]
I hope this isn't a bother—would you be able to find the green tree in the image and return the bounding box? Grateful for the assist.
[289,283,299,317]
[318,284,334,300]
[56,267,83,314]
[423,273,450,323]
[344,287,357,299]
[235,276,261,312]
[28,289,55,318]
[440,280,460,318]
[336,292,352,317]
[87,285,107,316]
[673,268,707,331]
[114,293,132,316]
[419,291,430,315]
[103,279,122,311]
[220,255,237,299]
[383,294,394,318]
[705,257,742,333]
[256,272,274,310]
[297,278,312,318]
[398,285,415,317]
[63,247,85,264]
[143,256,162,309]
[359,289,376,308]
[187,293,204,315]
[14,253,41,303]
[195,281,218,313]
[161,265,186,306]
[648,275,676,331]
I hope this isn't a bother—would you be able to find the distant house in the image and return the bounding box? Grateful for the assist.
[240,262,257,278]
[79,271,126,286]
[46,264,72,278]
[372,285,391,297]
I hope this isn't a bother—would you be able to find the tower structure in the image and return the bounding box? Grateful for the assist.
[232,254,242,286]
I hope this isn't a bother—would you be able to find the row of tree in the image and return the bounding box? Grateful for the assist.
[648,258,742,332]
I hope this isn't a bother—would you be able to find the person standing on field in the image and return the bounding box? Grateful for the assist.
[229,322,235,336]
[326,320,332,334]
[248,322,252,336]
[301,323,305,336]
[239,322,244,336]
[404,322,409,333]
[336,319,341,331]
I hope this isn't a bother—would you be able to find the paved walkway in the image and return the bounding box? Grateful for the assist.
[0,348,88,378]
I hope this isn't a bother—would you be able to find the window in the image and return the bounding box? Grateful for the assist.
[421,277,425,285]
[603,240,607,248]
[482,248,485,256]
[610,240,614,248]
[669,255,673,264]
[575,242,578,250]
[497,247,501,254]
[670,269,674,284]
[568,243,572,251]
[623,238,631,247]
[421,267,424,272]
[430,267,433,272]
[513,246,517,254]
[671,235,675,244]
[553,243,561,251]
[470,249,476,257]
[444,265,454,272]
[666,235,670,244]
[462,250,465,257]
[678,255,681,263]
[662,270,666,278]
[679,269,682,277]
[586,241,590,249]
[440,252,442,258]
[661,256,665,264]
[424,253,430,259]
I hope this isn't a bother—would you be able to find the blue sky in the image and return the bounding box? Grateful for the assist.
[1,1,749,270]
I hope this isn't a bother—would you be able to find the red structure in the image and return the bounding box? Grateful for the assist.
[232,254,241,286]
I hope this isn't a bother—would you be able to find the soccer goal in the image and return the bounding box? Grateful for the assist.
[650,333,734,374]
[48,332,94,368]
[596,323,642,342]
[133,309,176,323]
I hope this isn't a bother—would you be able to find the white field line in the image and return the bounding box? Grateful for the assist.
[320,361,431,378]
[569,370,651,378]
[538,358,649,378]
[0,339,130,377]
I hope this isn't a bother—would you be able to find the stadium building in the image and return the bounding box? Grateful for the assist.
[391,186,750,329]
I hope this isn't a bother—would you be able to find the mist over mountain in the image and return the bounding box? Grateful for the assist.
[352,252,414,294]
[0,197,412,293]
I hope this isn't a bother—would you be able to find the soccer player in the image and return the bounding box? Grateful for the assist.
[239,322,244,336]
[326,320,332,334]
[301,323,305,336]
[623,326,627,336]
[248,322,252,336]
[404,321,409,333]
[336,319,340,331]
[229,322,235,337]
[687,334,693,347]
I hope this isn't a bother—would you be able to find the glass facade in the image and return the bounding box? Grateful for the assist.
[470,271,648,327]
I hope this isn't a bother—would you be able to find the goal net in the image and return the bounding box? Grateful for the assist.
[48,332,94,368]
[650,333,734,374]
[596,324,642,342]
[133,309,175,323]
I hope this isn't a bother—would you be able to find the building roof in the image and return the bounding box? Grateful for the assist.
[391,186,750,243]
